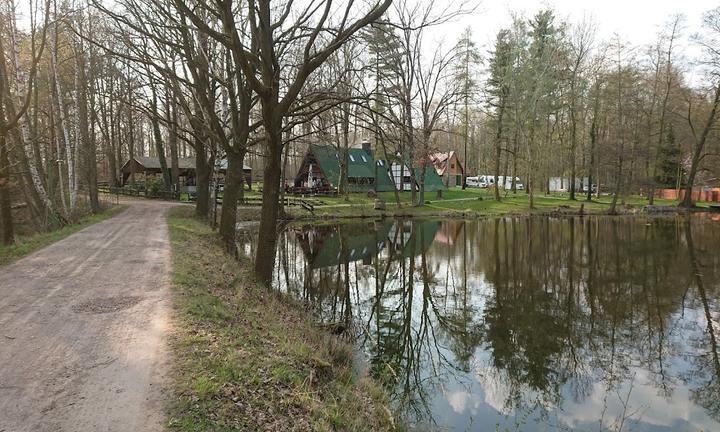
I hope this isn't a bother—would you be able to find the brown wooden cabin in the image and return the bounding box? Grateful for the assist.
[428,151,464,187]
[120,156,251,192]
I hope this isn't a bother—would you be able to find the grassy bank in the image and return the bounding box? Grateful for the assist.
[0,204,127,266]
[280,188,703,219]
[166,207,396,432]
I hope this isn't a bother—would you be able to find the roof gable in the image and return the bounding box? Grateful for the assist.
[306,144,400,191]
[309,144,376,184]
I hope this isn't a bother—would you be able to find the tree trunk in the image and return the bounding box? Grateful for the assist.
[254,126,282,285]
[569,77,578,200]
[418,162,426,206]
[610,55,625,215]
[150,88,171,193]
[168,96,180,191]
[76,49,99,212]
[609,149,624,214]
[195,141,211,219]
[219,149,246,245]
[587,121,597,202]
[127,84,136,186]
[587,83,600,202]
[0,133,13,245]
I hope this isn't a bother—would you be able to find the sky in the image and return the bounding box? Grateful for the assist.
[429,0,719,64]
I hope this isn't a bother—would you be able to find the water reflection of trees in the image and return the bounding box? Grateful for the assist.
[272,216,720,427]
[480,216,720,422]
[685,217,720,421]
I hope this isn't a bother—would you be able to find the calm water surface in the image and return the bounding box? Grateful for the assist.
[240,215,720,431]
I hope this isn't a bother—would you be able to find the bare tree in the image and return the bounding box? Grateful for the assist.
[0,0,49,244]
[183,0,393,283]
[567,17,595,200]
[681,7,720,207]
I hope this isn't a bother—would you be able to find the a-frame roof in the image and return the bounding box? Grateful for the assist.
[307,144,398,191]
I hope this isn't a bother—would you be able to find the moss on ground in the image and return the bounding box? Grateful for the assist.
[0,204,127,267]
[166,207,397,432]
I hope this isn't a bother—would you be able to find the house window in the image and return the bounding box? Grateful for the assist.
[451,163,455,169]
[377,160,384,166]
[349,155,355,162]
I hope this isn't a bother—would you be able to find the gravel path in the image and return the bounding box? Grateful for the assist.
[0,200,175,432]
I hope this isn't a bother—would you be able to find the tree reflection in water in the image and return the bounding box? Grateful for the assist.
[266,215,720,431]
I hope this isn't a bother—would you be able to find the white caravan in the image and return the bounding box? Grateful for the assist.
[478,175,524,190]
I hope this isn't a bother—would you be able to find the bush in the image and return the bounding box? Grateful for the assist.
[146,177,167,195]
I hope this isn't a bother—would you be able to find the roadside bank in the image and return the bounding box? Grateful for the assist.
[166,207,397,431]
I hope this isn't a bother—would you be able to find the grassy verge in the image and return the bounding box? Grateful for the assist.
[166,207,396,432]
[0,204,127,266]
[283,188,708,219]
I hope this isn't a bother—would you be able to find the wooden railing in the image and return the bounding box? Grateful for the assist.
[96,185,317,214]
[223,196,316,213]
[97,186,180,201]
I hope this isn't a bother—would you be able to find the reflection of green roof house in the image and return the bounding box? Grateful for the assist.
[388,220,441,258]
[294,144,397,192]
[295,220,440,269]
[296,221,394,269]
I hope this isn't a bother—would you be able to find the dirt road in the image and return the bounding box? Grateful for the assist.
[0,200,175,432]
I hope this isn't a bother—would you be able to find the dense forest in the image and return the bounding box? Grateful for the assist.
[1,0,719,282]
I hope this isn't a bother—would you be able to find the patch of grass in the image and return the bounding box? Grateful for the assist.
[166,207,397,432]
[284,188,702,220]
[0,205,127,267]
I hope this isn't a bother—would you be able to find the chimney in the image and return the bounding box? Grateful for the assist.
[362,139,372,157]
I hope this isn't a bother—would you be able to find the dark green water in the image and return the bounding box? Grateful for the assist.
[241,215,720,431]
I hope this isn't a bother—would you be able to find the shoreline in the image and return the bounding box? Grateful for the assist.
[277,201,713,223]
[166,207,398,431]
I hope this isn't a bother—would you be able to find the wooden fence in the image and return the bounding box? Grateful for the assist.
[655,188,720,203]
[97,185,316,213]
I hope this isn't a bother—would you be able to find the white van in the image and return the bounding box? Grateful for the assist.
[466,176,481,188]
[503,176,524,190]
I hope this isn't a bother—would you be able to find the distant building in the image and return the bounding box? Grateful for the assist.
[428,151,464,187]
[120,156,251,193]
[388,160,445,192]
[291,143,445,193]
[548,177,592,193]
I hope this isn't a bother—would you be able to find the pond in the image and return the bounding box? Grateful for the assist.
[239,214,720,431]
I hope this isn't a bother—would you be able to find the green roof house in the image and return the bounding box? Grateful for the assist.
[389,160,446,192]
[293,143,397,192]
[293,143,446,193]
